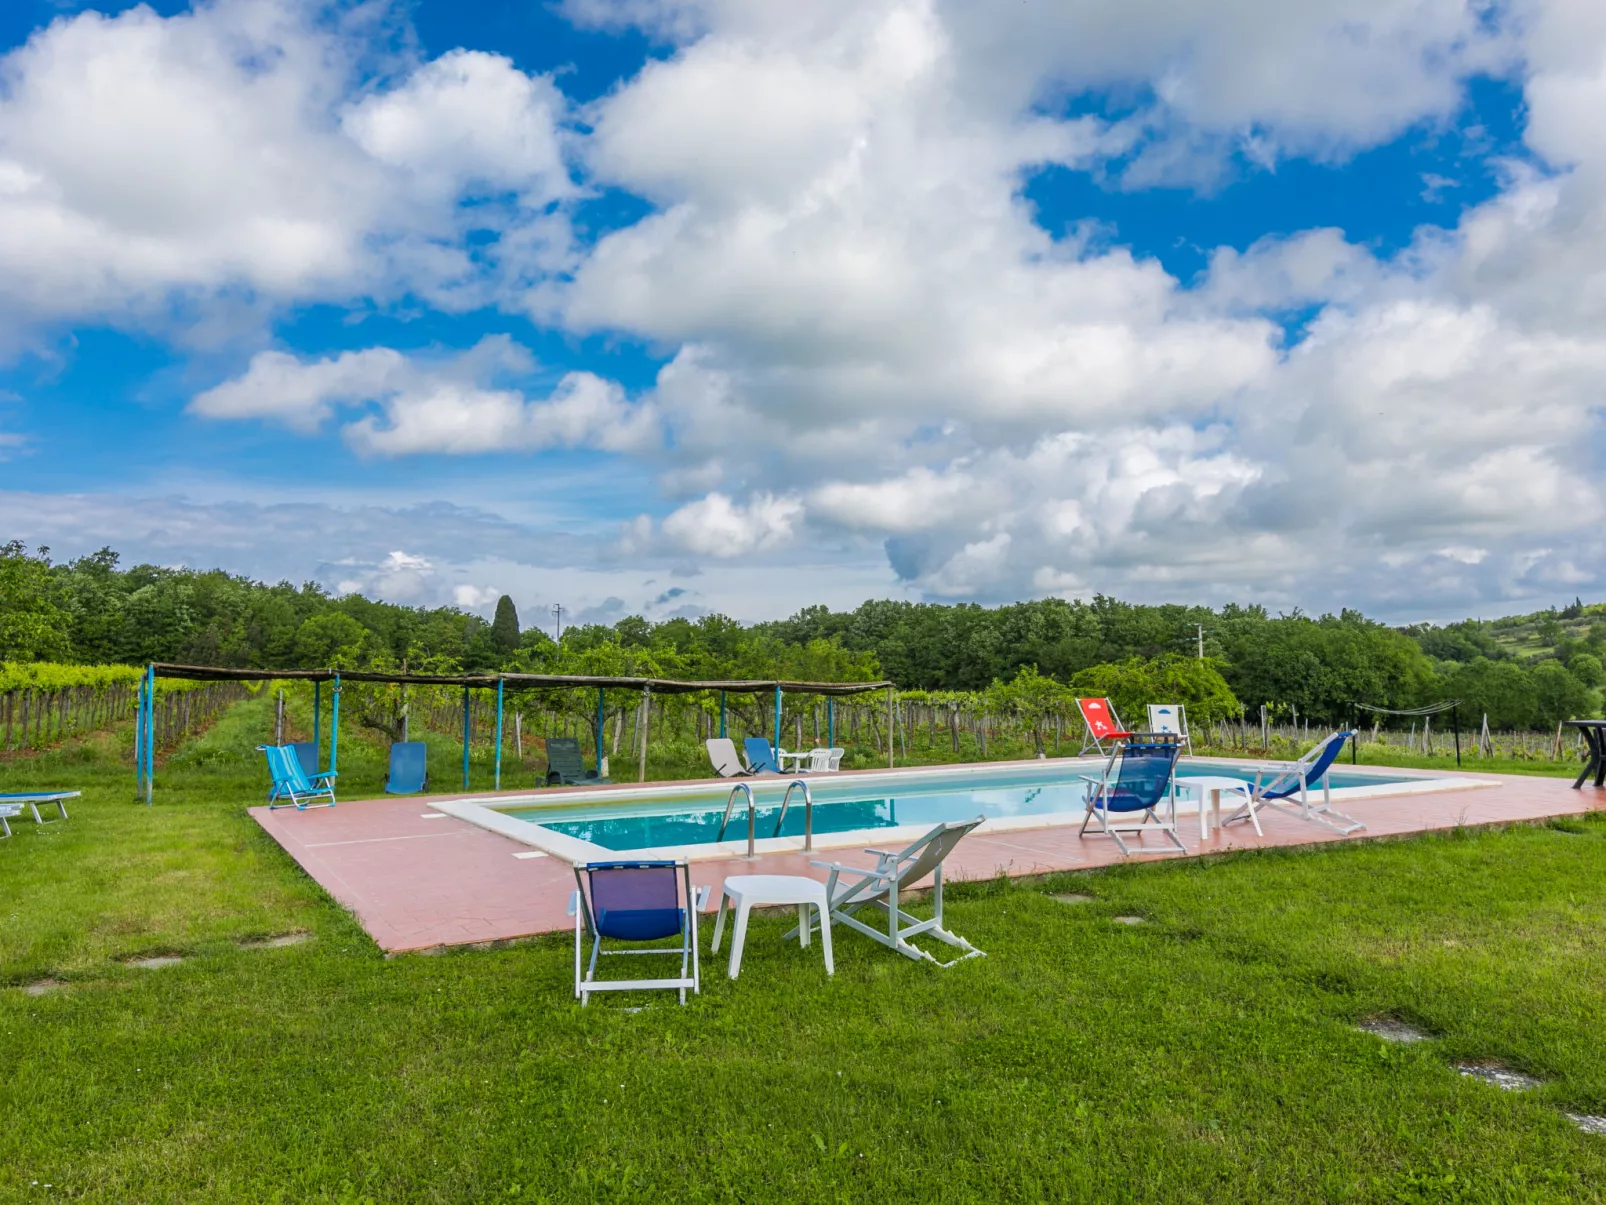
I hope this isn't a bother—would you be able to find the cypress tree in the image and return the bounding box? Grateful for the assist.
[490,595,520,653]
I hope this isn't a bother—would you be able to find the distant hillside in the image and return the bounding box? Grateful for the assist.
[1404,599,1606,668]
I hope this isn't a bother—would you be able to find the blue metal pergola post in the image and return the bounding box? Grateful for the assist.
[773,685,783,758]
[495,679,505,790]
[827,697,835,751]
[144,664,155,805]
[719,691,727,739]
[329,673,341,775]
[461,685,471,791]
[313,679,321,766]
[596,688,606,775]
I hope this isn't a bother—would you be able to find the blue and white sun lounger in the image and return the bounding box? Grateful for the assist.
[385,742,428,795]
[1222,730,1364,835]
[259,744,336,810]
[568,860,709,1006]
[742,737,783,775]
[0,790,77,837]
[1078,739,1186,855]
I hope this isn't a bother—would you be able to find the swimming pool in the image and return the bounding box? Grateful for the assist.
[437,756,1475,861]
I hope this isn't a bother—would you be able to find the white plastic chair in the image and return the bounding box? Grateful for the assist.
[1146,703,1191,752]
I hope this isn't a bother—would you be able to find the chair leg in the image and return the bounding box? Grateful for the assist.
[818,903,833,976]
[728,903,751,980]
[711,892,729,954]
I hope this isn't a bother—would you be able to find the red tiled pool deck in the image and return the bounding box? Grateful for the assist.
[250,768,1602,955]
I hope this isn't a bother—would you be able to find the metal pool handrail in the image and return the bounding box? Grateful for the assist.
[716,782,756,855]
[774,779,814,851]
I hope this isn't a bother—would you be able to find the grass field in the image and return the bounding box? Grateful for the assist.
[5,693,1606,1201]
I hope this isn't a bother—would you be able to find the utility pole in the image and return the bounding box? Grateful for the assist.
[551,603,564,644]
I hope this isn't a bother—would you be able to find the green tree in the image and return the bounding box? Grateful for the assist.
[1569,653,1605,689]
[490,595,521,654]
[0,541,69,661]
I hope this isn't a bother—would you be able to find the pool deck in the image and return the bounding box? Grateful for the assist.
[250,764,1602,955]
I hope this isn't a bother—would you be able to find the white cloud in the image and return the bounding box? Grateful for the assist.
[0,0,573,345]
[190,336,657,457]
[660,492,804,557]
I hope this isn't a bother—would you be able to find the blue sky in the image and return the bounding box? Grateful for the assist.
[2,0,1603,626]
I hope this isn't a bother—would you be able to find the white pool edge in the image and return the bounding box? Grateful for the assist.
[434,756,1497,865]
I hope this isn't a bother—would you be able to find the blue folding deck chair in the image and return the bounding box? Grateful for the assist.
[742,736,783,774]
[1078,738,1186,855]
[385,741,428,794]
[568,860,709,1006]
[290,742,319,779]
[259,744,337,810]
[1222,730,1364,836]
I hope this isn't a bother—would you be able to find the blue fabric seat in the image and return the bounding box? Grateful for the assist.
[742,737,783,774]
[569,861,708,1005]
[1223,730,1364,835]
[259,744,336,811]
[385,742,428,795]
[1078,739,1185,855]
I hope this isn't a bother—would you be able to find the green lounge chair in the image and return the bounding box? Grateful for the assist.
[545,737,610,787]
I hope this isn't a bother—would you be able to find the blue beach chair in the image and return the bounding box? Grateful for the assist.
[1222,730,1364,835]
[742,737,783,775]
[568,860,709,1006]
[1078,738,1186,856]
[259,744,337,810]
[385,742,428,795]
[290,742,319,778]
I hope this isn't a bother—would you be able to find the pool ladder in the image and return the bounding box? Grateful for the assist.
[716,779,814,856]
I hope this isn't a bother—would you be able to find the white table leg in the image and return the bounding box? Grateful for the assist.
[1199,788,1208,840]
[728,902,751,979]
[711,890,730,953]
[798,903,810,948]
[818,902,833,976]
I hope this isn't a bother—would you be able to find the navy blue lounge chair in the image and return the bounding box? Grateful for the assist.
[742,736,783,775]
[1078,738,1185,855]
[568,860,709,1005]
[1222,730,1364,835]
[545,737,610,787]
[385,741,428,794]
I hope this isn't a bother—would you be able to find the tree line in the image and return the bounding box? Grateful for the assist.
[2,541,1600,730]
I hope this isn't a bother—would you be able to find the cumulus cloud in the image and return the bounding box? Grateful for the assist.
[190,335,656,457]
[0,0,573,345]
[660,492,804,557]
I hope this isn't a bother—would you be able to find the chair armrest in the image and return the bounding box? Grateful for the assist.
[809,859,883,879]
[863,848,897,858]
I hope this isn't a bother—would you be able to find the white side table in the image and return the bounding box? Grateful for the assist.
[710,874,834,979]
[1177,776,1254,839]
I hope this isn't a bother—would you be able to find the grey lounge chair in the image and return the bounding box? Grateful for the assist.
[789,818,986,967]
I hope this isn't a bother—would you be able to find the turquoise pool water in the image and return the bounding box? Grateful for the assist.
[509,762,1413,853]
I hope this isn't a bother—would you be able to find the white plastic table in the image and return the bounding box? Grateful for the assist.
[1177,777,1252,839]
[710,874,833,980]
[777,750,812,773]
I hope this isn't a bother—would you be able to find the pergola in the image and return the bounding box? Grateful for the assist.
[134,662,895,804]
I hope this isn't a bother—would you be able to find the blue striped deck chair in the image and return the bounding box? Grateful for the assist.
[1223,730,1363,836]
[568,860,709,1006]
[290,742,319,778]
[259,744,337,811]
[742,737,783,775]
[385,742,428,794]
[1078,737,1186,856]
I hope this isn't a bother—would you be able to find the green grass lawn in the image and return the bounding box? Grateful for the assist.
[5,696,1606,1200]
